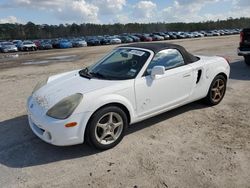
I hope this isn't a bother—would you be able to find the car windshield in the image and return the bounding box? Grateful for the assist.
[81,48,150,80]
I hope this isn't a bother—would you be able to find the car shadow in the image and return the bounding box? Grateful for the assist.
[229,59,250,81]
[0,101,207,168]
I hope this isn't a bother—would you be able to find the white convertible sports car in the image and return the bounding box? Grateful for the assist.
[27,43,230,150]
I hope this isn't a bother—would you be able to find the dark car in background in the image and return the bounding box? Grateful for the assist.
[128,35,140,42]
[86,37,101,46]
[118,36,133,43]
[166,32,177,39]
[135,34,153,42]
[12,40,22,47]
[39,40,53,50]
[97,36,110,45]
[238,28,250,65]
[52,39,60,48]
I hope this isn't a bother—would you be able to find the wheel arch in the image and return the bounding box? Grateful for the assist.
[216,72,228,81]
[203,70,228,99]
[89,102,131,124]
[83,102,131,142]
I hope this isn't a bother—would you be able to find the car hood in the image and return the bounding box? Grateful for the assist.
[32,70,123,110]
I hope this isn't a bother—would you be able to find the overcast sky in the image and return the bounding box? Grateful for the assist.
[0,0,249,25]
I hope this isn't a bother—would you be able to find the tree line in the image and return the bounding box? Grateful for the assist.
[0,17,249,40]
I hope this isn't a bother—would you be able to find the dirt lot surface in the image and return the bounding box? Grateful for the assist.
[0,35,249,188]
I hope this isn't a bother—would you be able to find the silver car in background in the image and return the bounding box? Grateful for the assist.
[0,42,18,53]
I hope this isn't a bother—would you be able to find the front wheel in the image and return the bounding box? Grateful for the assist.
[204,75,227,105]
[86,106,128,150]
[244,56,250,65]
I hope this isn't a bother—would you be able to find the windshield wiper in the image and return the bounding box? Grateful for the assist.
[79,67,92,79]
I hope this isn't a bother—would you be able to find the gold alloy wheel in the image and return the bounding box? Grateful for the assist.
[211,78,225,103]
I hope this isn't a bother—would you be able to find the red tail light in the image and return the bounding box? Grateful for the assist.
[240,31,244,43]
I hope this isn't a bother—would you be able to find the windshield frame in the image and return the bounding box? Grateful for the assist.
[85,47,154,80]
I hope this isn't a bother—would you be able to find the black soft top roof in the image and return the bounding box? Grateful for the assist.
[122,42,199,64]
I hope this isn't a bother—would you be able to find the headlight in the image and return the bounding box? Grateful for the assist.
[46,93,83,120]
[32,78,48,94]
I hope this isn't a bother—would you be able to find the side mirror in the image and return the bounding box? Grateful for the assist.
[151,66,165,77]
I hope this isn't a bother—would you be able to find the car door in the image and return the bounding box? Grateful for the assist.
[135,49,195,117]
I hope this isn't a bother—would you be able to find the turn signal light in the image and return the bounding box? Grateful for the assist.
[65,122,78,127]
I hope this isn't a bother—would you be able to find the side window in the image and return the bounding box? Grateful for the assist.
[146,49,185,74]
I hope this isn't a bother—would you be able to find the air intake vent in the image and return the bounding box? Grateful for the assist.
[196,69,202,84]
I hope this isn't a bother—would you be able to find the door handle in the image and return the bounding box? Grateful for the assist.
[183,74,191,78]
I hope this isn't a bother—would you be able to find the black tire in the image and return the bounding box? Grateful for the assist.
[85,106,128,150]
[244,56,250,65]
[204,75,227,106]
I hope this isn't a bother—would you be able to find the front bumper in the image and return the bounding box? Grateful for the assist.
[26,96,92,146]
[2,48,18,52]
[238,48,250,56]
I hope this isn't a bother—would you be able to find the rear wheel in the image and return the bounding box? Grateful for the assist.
[204,75,227,105]
[244,56,250,65]
[86,106,128,150]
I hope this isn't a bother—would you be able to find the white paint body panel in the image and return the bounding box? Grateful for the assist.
[27,47,230,146]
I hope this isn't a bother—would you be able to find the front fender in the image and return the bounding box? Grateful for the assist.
[79,93,136,143]
[86,93,136,123]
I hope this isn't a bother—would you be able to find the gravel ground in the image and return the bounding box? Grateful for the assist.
[0,35,249,188]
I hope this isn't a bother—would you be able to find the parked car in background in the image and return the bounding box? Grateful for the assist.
[72,39,87,47]
[12,40,22,47]
[153,32,170,40]
[175,32,187,39]
[52,39,60,48]
[0,28,240,52]
[135,34,153,42]
[118,36,133,43]
[39,41,53,50]
[203,31,214,37]
[107,36,122,44]
[59,39,72,49]
[18,41,37,51]
[0,42,18,53]
[166,32,177,39]
[33,40,41,49]
[192,32,204,38]
[97,36,110,45]
[238,28,250,65]
[128,35,141,42]
[0,41,4,50]
[211,30,220,36]
[149,34,164,41]
[86,37,101,46]
[184,32,194,38]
